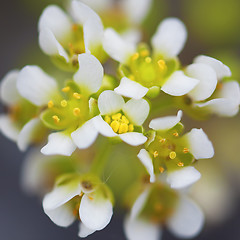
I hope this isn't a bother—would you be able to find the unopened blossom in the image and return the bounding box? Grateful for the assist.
[92,90,149,146]
[16,53,103,156]
[43,173,114,238]
[0,70,46,151]
[137,110,214,188]
[38,1,106,68]
[124,182,204,240]
[103,18,199,99]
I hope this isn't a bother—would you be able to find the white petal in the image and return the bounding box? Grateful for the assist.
[149,110,182,131]
[39,28,69,62]
[41,132,77,156]
[103,28,136,63]
[194,55,231,79]
[121,29,142,44]
[220,81,240,105]
[167,167,201,189]
[78,0,113,12]
[151,18,187,58]
[122,0,153,24]
[98,90,125,115]
[92,115,117,137]
[123,99,150,126]
[17,66,58,106]
[161,71,199,96]
[73,53,103,94]
[79,194,113,231]
[186,63,218,101]
[71,119,98,149]
[44,201,76,227]
[78,223,96,238]
[83,19,104,54]
[167,196,204,238]
[137,149,155,183]
[114,77,149,99]
[0,114,19,142]
[119,132,147,146]
[38,5,72,43]
[0,70,21,105]
[184,128,214,159]
[124,216,161,240]
[17,118,41,151]
[43,180,81,210]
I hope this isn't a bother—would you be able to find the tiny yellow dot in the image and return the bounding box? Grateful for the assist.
[140,49,149,57]
[145,57,152,63]
[153,151,159,158]
[177,162,184,167]
[62,86,70,92]
[173,132,179,137]
[73,108,81,116]
[52,115,60,124]
[48,100,54,108]
[129,75,135,80]
[61,100,68,107]
[73,92,81,99]
[131,53,139,61]
[158,59,167,71]
[183,148,189,153]
[159,167,165,173]
[159,138,166,143]
[169,151,177,159]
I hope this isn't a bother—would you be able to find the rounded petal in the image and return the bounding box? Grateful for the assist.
[78,0,113,12]
[44,201,76,227]
[114,77,149,99]
[186,63,218,101]
[161,71,199,96]
[119,132,147,146]
[123,99,150,126]
[17,66,58,106]
[98,90,125,115]
[41,132,77,156]
[137,149,155,183]
[73,53,103,94]
[124,216,161,240]
[39,28,69,62]
[167,167,201,189]
[79,194,113,231]
[0,70,21,105]
[194,55,231,79]
[17,118,41,151]
[92,115,117,137]
[151,18,187,58]
[103,28,136,63]
[167,196,204,238]
[71,119,98,149]
[149,110,182,131]
[78,223,96,238]
[220,81,240,105]
[38,5,72,43]
[121,0,153,24]
[121,29,142,44]
[184,128,214,159]
[0,114,19,142]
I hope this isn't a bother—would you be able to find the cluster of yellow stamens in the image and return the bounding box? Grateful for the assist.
[104,113,134,134]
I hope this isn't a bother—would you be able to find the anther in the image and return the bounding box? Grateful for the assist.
[128,124,134,132]
[158,60,167,71]
[121,115,129,124]
[153,151,159,158]
[62,86,70,92]
[73,92,81,99]
[173,132,179,137]
[140,49,149,57]
[61,100,68,107]
[159,138,166,143]
[169,151,177,159]
[104,115,111,124]
[183,148,189,153]
[48,100,54,108]
[73,108,81,116]
[52,115,60,124]
[145,57,152,63]
[129,75,135,80]
[112,113,122,120]
[159,167,165,173]
[177,162,184,167]
[79,192,83,197]
[119,123,128,134]
[110,121,120,133]
[88,196,94,201]
[131,53,139,61]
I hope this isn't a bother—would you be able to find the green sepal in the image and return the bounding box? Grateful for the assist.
[146,86,160,98]
[51,55,78,73]
[89,97,99,117]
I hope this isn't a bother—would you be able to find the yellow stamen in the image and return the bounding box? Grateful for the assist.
[79,192,83,197]
[48,100,54,108]
[73,108,81,116]
[153,151,159,158]
[131,53,139,61]
[145,57,152,63]
[112,113,122,120]
[159,138,166,143]
[61,100,68,107]
[129,75,135,80]
[52,115,60,124]
[104,115,111,124]
[62,86,70,93]
[169,151,177,159]
[110,120,120,133]
[140,49,149,57]
[128,124,134,132]
[158,59,167,71]
[183,148,189,154]
[73,92,81,99]
[173,132,179,137]
[119,123,128,134]
[177,162,184,167]
[88,195,94,201]
[159,167,165,173]
[121,115,129,124]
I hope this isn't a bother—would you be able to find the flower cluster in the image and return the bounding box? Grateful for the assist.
[1,0,240,239]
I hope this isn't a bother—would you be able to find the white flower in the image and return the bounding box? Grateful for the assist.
[43,174,113,238]
[137,110,214,188]
[38,1,104,65]
[124,183,204,240]
[103,18,199,99]
[92,90,149,146]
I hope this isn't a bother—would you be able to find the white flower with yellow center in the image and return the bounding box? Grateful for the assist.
[93,90,149,146]
[16,53,103,156]
[137,110,214,189]
[43,174,113,238]
[103,18,200,99]
[38,1,105,67]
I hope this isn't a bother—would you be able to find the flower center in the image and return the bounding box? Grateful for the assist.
[104,113,134,134]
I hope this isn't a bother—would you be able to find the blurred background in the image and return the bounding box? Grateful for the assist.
[0,0,240,239]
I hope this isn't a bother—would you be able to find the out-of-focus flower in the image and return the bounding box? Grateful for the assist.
[43,173,114,238]
[137,111,214,188]
[103,18,199,99]
[93,90,149,146]
[124,182,204,240]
